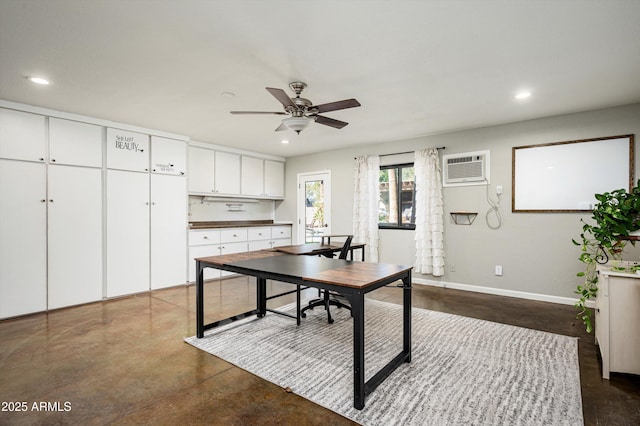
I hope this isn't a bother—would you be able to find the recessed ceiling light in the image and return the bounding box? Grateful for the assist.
[515,91,531,100]
[281,139,290,144]
[27,76,51,85]
[221,91,235,98]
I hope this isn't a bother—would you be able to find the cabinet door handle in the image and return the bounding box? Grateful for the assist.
[169,164,174,167]
[39,157,44,161]
[51,159,56,162]
[41,199,46,202]
[49,199,54,203]
[203,236,208,239]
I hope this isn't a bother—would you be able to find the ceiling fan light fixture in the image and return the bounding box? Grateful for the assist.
[282,116,312,134]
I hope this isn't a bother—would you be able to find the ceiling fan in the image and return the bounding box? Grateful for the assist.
[230,82,361,134]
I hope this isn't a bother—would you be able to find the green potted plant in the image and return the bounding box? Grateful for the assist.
[572,181,640,332]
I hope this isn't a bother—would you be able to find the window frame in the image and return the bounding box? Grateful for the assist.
[378,162,416,230]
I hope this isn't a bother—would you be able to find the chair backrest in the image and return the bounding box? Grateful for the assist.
[338,235,353,260]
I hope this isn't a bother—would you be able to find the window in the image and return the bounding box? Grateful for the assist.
[379,163,416,229]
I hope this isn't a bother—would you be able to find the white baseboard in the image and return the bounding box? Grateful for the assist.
[412,277,595,308]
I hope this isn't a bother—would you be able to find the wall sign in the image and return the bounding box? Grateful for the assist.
[106,128,150,172]
[512,134,634,212]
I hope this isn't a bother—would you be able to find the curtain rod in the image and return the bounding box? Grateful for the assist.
[354,146,445,160]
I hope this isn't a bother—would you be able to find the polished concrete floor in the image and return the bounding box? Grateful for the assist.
[1,278,639,425]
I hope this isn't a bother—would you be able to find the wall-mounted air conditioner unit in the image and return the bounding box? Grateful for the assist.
[442,150,490,187]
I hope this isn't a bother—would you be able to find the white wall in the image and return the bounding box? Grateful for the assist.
[276,103,640,302]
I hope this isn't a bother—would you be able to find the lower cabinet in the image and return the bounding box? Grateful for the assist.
[188,225,291,283]
[107,170,150,297]
[47,165,103,309]
[107,171,188,297]
[595,264,640,379]
[150,174,187,290]
[0,160,47,318]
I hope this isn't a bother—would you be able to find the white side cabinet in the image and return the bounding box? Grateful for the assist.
[0,108,46,162]
[0,160,47,318]
[106,170,150,297]
[595,264,640,379]
[47,165,103,309]
[49,118,102,167]
[106,128,150,172]
[150,174,187,289]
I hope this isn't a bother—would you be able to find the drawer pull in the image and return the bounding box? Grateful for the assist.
[203,236,208,239]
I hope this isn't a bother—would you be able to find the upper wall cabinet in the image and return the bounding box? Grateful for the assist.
[264,160,285,198]
[151,136,186,176]
[106,128,150,172]
[188,146,241,195]
[188,146,215,193]
[0,108,46,162]
[214,151,241,195]
[49,118,103,168]
[241,156,285,199]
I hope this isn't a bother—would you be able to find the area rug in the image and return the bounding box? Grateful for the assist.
[185,299,583,425]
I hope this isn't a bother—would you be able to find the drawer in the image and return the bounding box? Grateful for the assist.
[189,229,221,246]
[248,227,271,241]
[271,226,291,239]
[220,228,248,243]
[220,241,248,255]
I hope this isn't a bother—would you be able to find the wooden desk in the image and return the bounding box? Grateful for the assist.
[195,250,412,410]
[274,242,366,260]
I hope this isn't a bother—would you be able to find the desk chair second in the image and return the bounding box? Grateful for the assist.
[300,235,353,323]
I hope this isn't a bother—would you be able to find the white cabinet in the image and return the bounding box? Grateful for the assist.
[214,151,241,195]
[47,165,103,309]
[241,156,264,197]
[49,118,102,167]
[150,174,187,289]
[595,264,640,379]
[106,128,149,172]
[0,108,46,162]
[0,160,47,318]
[264,160,285,198]
[188,147,241,195]
[107,170,188,296]
[241,156,285,199]
[188,146,215,193]
[106,170,150,297]
[271,225,292,247]
[151,136,186,176]
[188,229,222,282]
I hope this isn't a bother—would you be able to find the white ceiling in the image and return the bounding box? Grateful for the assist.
[1,0,639,158]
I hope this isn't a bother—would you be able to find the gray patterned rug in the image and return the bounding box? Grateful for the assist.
[185,299,583,425]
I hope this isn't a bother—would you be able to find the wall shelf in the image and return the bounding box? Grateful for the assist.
[450,211,478,225]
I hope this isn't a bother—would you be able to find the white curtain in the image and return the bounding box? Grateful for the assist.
[353,155,380,263]
[414,148,445,276]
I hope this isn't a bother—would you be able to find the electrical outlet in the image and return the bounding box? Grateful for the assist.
[495,265,503,276]
[496,185,503,195]
[450,264,456,272]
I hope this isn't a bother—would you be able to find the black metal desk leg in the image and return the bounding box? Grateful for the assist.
[352,292,365,410]
[403,270,412,362]
[257,277,267,317]
[196,261,205,338]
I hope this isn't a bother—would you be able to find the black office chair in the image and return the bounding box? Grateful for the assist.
[300,235,353,324]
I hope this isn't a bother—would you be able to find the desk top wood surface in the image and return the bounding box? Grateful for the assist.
[196,249,410,289]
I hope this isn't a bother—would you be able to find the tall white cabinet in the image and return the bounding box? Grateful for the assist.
[0,112,104,317]
[106,132,187,297]
[0,105,189,319]
[0,160,47,318]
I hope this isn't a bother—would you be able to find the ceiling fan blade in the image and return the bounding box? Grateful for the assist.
[314,98,361,113]
[230,111,287,115]
[275,122,288,131]
[315,115,349,129]
[266,87,296,108]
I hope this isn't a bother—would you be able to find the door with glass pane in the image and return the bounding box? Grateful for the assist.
[297,172,331,243]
